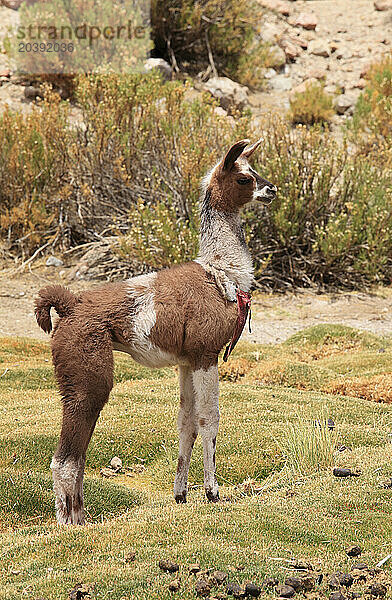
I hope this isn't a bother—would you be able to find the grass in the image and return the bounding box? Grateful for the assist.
[1,328,392,599]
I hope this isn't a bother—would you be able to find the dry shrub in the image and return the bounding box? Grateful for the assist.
[327,374,392,404]
[288,83,334,125]
[219,358,253,382]
[151,0,270,87]
[0,89,70,258]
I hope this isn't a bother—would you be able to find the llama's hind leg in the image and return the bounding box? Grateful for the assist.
[192,362,220,502]
[174,366,198,503]
[51,326,113,525]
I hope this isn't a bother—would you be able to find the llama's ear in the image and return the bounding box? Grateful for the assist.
[242,138,262,159]
[222,139,250,171]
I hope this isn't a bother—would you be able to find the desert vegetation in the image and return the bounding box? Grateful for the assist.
[1,326,392,598]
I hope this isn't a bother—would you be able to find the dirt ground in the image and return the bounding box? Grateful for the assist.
[1,268,392,344]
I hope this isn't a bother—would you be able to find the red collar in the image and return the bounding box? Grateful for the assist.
[223,289,251,362]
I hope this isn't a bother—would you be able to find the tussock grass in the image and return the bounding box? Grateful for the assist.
[1,331,392,599]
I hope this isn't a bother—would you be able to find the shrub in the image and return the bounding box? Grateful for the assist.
[248,118,392,288]
[351,52,392,139]
[288,82,334,125]
[151,0,270,87]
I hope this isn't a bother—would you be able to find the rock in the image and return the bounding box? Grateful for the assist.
[203,77,248,112]
[333,467,361,477]
[125,552,136,562]
[264,68,277,79]
[330,592,346,600]
[189,564,201,574]
[308,68,326,80]
[258,0,292,15]
[289,77,319,100]
[159,560,179,573]
[351,569,368,583]
[280,38,302,60]
[295,12,318,30]
[374,0,392,10]
[213,571,228,585]
[269,45,287,69]
[328,417,335,430]
[258,22,282,43]
[300,576,316,591]
[0,68,11,78]
[144,58,172,80]
[110,456,122,472]
[245,582,261,597]
[270,75,292,91]
[69,584,93,600]
[45,256,63,267]
[329,573,353,589]
[284,577,303,592]
[334,92,357,115]
[346,546,362,558]
[263,577,279,588]
[352,563,369,571]
[226,583,245,598]
[368,583,387,597]
[168,579,181,592]
[24,86,44,100]
[308,39,330,57]
[195,580,211,597]
[100,466,118,478]
[276,584,296,598]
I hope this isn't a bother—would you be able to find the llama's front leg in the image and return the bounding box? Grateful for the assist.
[192,363,220,502]
[174,366,198,503]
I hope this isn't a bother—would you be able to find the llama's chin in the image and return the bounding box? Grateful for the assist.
[253,190,275,205]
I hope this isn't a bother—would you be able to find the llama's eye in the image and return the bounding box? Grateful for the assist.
[237,178,250,185]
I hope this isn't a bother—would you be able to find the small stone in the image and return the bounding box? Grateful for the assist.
[308,39,330,57]
[110,456,122,472]
[226,583,245,598]
[300,576,315,591]
[69,584,92,600]
[189,563,202,574]
[369,584,387,597]
[351,594,362,599]
[285,577,303,592]
[333,468,361,478]
[125,552,136,562]
[11,570,20,575]
[263,577,279,588]
[168,579,181,592]
[330,592,346,600]
[24,86,44,100]
[334,93,357,115]
[329,573,353,589]
[159,560,179,573]
[289,77,319,100]
[144,58,172,80]
[270,75,292,91]
[352,563,369,571]
[295,12,318,30]
[213,571,228,585]
[245,582,261,597]
[328,418,335,430]
[46,256,64,267]
[374,0,392,10]
[100,467,118,478]
[346,546,362,557]
[269,45,287,69]
[280,38,301,60]
[203,76,249,112]
[276,584,296,598]
[264,68,277,80]
[195,579,211,597]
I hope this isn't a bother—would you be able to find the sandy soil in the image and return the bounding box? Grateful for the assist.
[1,268,392,344]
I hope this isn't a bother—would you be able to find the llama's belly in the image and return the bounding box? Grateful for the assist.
[112,340,178,368]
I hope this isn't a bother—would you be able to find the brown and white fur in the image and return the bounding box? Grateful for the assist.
[35,139,276,525]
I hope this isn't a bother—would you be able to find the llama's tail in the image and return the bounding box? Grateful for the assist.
[35,285,79,334]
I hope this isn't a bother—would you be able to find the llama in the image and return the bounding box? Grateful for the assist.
[35,139,276,525]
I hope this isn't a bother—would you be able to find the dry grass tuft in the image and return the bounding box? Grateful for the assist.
[327,374,392,403]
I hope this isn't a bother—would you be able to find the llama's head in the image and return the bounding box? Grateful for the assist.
[204,139,277,212]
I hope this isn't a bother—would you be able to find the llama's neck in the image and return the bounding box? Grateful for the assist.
[196,190,254,294]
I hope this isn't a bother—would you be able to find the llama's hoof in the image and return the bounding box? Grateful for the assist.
[174,492,187,504]
[206,489,220,503]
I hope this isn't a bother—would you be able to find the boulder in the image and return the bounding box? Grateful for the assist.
[280,37,302,60]
[308,39,330,57]
[295,12,318,30]
[203,77,249,112]
[374,0,392,10]
[144,58,172,80]
[258,22,282,43]
[269,45,287,69]
[289,77,319,100]
[270,74,293,91]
